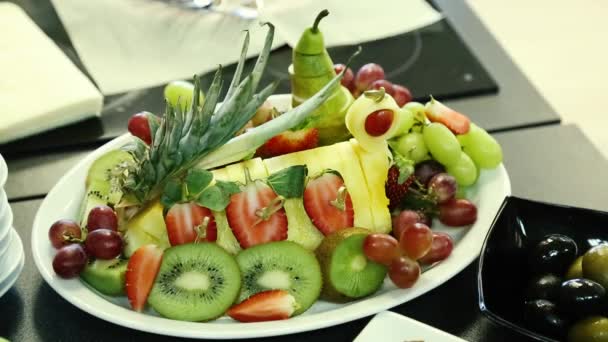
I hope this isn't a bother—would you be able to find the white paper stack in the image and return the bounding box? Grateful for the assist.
[0,154,24,298]
[0,3,103,144]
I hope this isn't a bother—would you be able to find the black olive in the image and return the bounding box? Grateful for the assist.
[526,274,562,301]
[523,299,568,338]
[529,234,578,275]
[559,278,606,319]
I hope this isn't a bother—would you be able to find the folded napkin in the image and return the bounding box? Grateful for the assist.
[0,3,103,144]
[50,0,441,96]
[50,0,286,95]
[257,0,442,48]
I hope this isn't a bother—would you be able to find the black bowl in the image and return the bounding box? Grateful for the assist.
[477,196,608,342]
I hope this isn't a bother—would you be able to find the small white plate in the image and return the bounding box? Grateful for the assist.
[0,153,6,188]
[355,311,467,342]
[0,201,13,251]
[0,229,25,298]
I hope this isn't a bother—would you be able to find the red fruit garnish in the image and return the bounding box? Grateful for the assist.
[365,109,394,137]
[425,97,470,134]
[369,80,395,96]
[391,210,421,239]
[355,63,385,91]
[125,244,163,312]
[128,112,153,145]
[439,198,477,227]
[165,202,217,246]
[85,229,122,260]
[393,85,413,107]
[334,64,355,91]
[385,166,414,211]
[419,232,454,265]
[87,205,118,232]
[53,244,88,278]
[226,178,288,248]
[303,172,354,235]
[227,290,297,323]
[49,219,82,249]
[399,222,433,260]
[363,234,400,265]
[256,128,319,158]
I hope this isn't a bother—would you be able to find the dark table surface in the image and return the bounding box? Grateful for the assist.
[0,0,594,341]
[3,123,607,342]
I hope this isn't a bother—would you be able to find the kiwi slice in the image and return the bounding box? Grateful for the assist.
[147,243,241,321]
[80,258,128,296]
[316,227,387,302]
[236,241,322,315]
[85,149,133,187]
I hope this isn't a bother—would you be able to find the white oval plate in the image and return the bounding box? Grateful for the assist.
[32,95,511,339]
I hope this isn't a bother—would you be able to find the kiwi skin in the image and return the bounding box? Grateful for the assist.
[315,227,374,302]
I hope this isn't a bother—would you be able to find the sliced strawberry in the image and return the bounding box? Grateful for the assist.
[165,202,217,246]
[125,244,163,312]
[226,179,287,248]
[256,128,319,158]
[386,166,415,211]
[303,172,354,235]
[424,97,470,134]
[227,290,297,322]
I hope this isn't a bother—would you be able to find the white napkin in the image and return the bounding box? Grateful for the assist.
[50,0,286,95]
[0,3,103,144]
[257,0,443,48]
[50,0,441,96]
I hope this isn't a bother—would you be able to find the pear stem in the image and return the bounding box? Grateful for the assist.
[312,9,329,33]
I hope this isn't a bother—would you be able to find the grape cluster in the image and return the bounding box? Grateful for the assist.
[49,205,122,278]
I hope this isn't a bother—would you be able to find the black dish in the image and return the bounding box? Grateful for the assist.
[477,196,608,342]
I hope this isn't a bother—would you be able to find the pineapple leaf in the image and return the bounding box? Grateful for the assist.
[226,30,250,99]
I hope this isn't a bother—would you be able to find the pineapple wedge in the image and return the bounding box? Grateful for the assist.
[122,201,170,257]
[349,139,392,233]
[263,152,324,250]
[211,167,241,254]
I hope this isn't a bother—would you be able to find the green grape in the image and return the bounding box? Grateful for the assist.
[164,80,205,111]
[422,123,462,167]
[446,151,478,186]
[391,132,429,163]
[403,101,425,117]
[458,123,502,169]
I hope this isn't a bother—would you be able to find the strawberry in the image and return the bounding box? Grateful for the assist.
[303,172,354,235]
[227,290,297,322]
[125,244,163,312]
[165,202,217,246]
[256,128,319,158]
[226,176,288,249]
[386,166,414,211]
[424,97,470,134]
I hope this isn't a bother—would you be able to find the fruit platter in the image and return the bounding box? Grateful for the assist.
[31,11,510,339]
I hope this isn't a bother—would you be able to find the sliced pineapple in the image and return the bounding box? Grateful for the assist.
[210,166,241,254]
[264,152,324,250]
[123,201,170,257]
[350,139,392,233]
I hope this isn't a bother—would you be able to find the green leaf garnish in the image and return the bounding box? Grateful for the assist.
[196,180,240,211]
[161,179,182,207]
[185,169,213,197]
[392,150,415,184]
[266,165,308,198]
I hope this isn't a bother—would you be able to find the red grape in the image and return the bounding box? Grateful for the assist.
[389,256,421,288]
[417,211,433,227]
[393,85,413,107]
[363,234,400,265]
[399,222,433,260]
[365,109,394,137]
[369,79,395,96]
[414,160,446,187]
[428,173,457,204]
[439,199,477,226]
[85,229,123,259]
[334,64,355,91]
[48,219,82,249]
[53,244,88,278]
[355,63,385,91]
[419,232,454,265]
[128,112,152,145]
[392,210,421,239]
[87,205,118,232]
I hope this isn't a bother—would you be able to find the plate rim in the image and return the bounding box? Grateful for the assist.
[31,96,511,339]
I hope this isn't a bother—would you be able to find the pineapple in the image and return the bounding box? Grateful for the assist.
[122,201,170,257]
[210,167,241,254]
